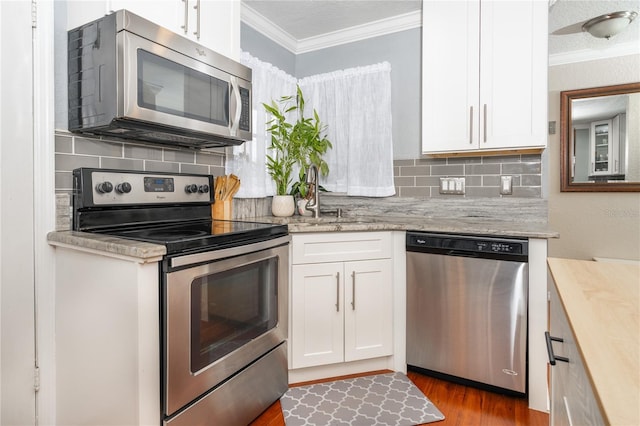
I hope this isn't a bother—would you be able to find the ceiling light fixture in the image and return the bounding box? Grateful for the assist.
[582,10,638,39]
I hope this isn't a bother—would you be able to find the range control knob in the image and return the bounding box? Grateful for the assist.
[185,184,199,194]
[198,184,210,194]
[96,181,113,194]
[115,182,132,194]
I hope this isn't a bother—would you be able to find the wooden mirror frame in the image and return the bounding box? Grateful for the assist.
[560,82,640,192]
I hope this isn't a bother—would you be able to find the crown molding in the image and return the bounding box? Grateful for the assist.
[241,4,422,55]
[296,11,422,54]
[549,41,640,66]
[241,4,299,53]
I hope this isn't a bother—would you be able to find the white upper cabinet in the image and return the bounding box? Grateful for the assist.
[67,0,240,60]
[422,0,548,154]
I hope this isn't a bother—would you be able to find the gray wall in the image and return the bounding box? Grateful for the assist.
[241,23,297,76]
[241,26,543,199]
[241,26,422,160]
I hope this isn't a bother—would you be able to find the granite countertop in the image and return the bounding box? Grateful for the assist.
[47,230,166,262]
[254,214,559,239]
[547,257,639,426]
[47,213,557,261]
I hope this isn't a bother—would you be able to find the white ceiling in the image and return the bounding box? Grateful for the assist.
[241,0,640,59]
[242,0,422,41]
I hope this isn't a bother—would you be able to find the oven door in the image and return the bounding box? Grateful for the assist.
[163,236,289,417]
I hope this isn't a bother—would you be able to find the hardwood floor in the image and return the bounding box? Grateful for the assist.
[250,370,549,426]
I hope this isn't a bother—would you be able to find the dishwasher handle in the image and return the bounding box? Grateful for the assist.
[445,250,480,258]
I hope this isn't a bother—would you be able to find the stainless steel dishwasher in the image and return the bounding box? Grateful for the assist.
[406,232,528,396]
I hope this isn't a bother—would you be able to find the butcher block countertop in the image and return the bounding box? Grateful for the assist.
[547,257,640,426]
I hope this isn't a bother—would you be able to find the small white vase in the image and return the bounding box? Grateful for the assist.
[271,195,295,217]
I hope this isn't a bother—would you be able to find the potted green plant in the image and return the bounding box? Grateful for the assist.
[264,85,332,216]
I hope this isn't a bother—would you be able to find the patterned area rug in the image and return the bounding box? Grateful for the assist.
[280,372,445,425]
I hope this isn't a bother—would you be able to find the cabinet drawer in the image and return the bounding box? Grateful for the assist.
[292,232,392,264]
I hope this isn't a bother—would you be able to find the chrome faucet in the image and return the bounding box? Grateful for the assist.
[305,164,320,218]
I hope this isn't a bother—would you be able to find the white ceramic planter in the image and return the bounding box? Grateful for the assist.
[271,195,295,217]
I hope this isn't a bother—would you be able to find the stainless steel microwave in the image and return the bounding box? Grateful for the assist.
[68,10,251,149]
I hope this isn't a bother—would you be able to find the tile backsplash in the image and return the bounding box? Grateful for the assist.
[394,154,542,198]
[55,132,541,200]
[53,133,543,229]
[54,131,227,194]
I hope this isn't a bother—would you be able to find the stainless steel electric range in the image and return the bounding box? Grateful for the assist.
[73,168,290,426]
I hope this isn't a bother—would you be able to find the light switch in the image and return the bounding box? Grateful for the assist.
[439,178,448,193]
[500,175,513,195]
[439,177,465,194]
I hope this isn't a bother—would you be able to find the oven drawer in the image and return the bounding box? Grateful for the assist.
[292,232,392,264]
[164,342,288,426]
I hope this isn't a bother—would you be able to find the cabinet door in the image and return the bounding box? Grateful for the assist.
[480,0,547,150]
[106,0,180,29]
[291,263,344,369]
[197,1,241,60]
[66,0,110,30]
[422,1,480,153]
[549,281,605,426]
[344,259,393,362]
[422,0,547,154]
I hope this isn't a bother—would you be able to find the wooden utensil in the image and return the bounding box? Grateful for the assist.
[225,178,241,200]
[215,175,227,201]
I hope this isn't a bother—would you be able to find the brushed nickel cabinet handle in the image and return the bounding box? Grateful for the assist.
[351,271,356,310]
[469,106,474,144]
[181,0,189,34]
[335,272,340,312]
[483,104,487,143]
[193,0,201,40]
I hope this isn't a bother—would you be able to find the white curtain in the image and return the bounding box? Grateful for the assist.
[226,52,296,198]
[299,62,395,196]
[227,53,395,198]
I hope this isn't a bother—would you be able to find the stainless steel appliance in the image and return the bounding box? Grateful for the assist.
[68,10,252,149]
[73,168,289,425]
[406,232,528,396]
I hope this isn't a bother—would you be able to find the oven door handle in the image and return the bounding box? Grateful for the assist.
[170,235,291,268]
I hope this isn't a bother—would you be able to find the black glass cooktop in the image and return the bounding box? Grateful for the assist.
[98,220,288,255]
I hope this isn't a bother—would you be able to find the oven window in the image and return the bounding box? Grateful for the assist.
[190,257,278,373]
[137,50,229,126]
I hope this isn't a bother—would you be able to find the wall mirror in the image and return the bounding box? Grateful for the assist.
[560,82,640,192]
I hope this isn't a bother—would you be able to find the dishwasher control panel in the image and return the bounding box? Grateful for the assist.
[406,232,528,260]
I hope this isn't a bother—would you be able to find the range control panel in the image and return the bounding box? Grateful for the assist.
[74,168,213,207]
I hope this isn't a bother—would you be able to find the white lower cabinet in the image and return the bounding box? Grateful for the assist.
[290,233,393,369]
[548,277,604,426]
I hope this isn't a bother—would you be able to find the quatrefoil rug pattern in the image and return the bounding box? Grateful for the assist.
[280,372,445,425]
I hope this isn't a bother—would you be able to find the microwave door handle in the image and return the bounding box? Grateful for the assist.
[229,77,241,137]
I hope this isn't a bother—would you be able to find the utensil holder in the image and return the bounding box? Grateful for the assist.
[212,200,232,220]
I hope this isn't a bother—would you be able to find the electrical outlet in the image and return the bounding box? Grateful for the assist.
[500,175,513,195]
[439,177,465,195]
